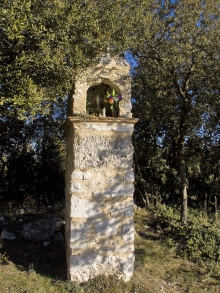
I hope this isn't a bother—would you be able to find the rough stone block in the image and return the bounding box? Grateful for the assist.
[82,171,92,180]
[71,171,92,180]
[71,182,85,193]
[124,208,133,217]
[70,228,89,243]
[124,171,135,183]
[114,244,134,253]
[70,241,97,250]
[122,218,134,243]
[69,251,133,283]
[93,184,134,198]
[21,219,61,241]
[109,200,134,217]
[70,197,102,218]
[119,253,135,281]
[95,218,121,237]
[71,171,83,180]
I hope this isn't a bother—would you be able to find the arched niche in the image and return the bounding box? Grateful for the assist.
[70,55,132,118]
[86,80,122,117]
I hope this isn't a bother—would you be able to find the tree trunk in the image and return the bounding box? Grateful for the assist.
[144,190,150,209]
[204,192,208,219]
[215,196,218,222]
[135,186,146,208]
[0,157,6,179]
[134,154,150,208]
[180,158,188,225]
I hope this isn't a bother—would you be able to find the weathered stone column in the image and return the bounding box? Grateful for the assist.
[65,55,136,282]
[65,118,136,282]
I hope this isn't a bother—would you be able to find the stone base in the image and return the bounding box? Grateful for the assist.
[65,119,137,282]
[68,251,135,282]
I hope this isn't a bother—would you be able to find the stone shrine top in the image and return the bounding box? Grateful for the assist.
[68,54,132,118]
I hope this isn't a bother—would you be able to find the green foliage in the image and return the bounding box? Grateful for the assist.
[154,204,180,227]
[132,0,220,223]
[0,0,154,118]
[0,0,155,207]
[0,99,66,208]
[0,252,9,264]
[154,204,220,264]
[182,225,220,262]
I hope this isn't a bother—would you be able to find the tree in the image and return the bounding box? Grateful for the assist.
[0,0,154,118]
[132,0,220,225]
[0,99,67,208]
[0,0,156,207]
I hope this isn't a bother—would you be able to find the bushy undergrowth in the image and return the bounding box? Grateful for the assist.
[154,204,220,264]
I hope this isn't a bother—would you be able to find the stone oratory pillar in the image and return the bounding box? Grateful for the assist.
[65,55,137,282]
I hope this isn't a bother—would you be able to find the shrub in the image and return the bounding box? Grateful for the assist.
[182,225,220,262]
[154,204,220,264]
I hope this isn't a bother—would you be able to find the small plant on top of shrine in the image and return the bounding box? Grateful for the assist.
[104,89,122,117]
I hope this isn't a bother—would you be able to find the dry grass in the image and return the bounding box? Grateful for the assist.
[132,208,220,293]
[0,208,220,292]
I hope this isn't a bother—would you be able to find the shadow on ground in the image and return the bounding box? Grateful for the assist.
[0,212,67,280]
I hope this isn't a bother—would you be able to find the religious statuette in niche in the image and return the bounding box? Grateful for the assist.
[96,95,100,108]
[103,107,106,117]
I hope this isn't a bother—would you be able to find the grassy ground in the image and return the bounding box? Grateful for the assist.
[0,208,220,293]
